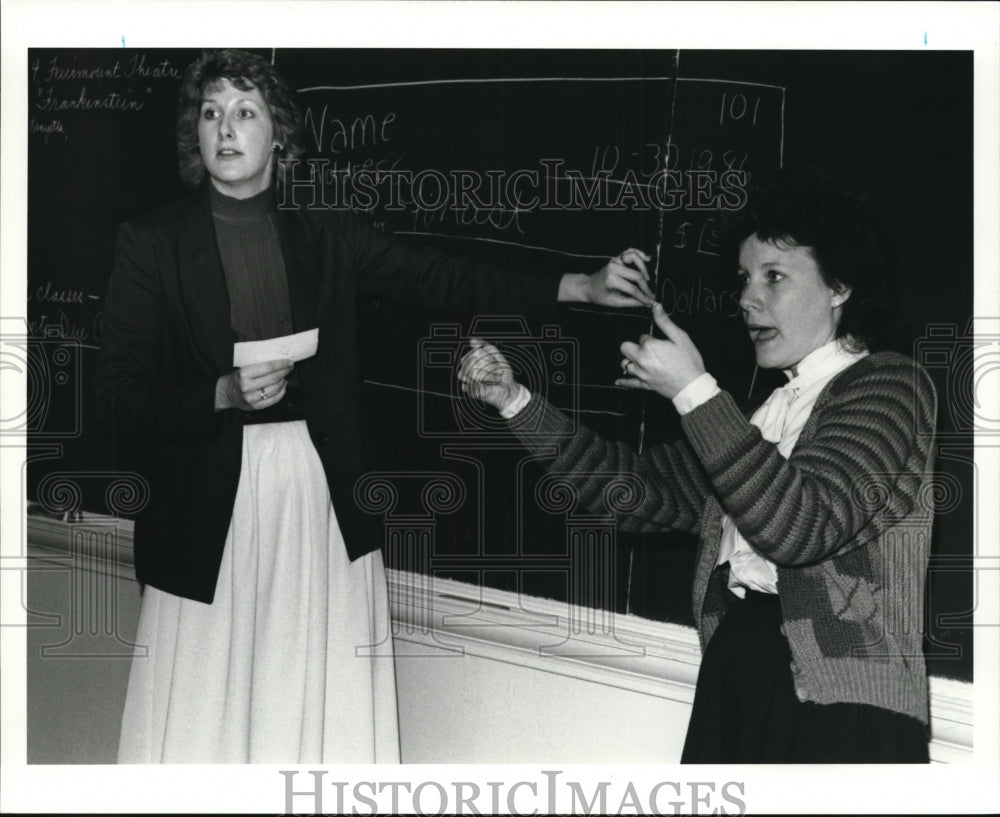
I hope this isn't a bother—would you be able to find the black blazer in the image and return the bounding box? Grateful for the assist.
[95,185,559,603]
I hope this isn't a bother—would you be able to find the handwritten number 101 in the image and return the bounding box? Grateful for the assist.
[719,92,761,126]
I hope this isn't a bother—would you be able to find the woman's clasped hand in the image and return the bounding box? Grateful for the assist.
[215,359,294,410]
[456,338,520,413]
[459,301,708,406]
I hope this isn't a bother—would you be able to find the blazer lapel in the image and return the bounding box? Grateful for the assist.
[178,186,235,374]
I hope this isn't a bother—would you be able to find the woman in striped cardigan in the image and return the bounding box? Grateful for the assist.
[458,172,938,763]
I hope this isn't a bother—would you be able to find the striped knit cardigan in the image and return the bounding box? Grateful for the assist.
[507,351,938,724]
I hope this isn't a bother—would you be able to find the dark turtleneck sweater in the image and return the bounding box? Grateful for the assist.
[209,183,302,420]
[208,182,293,343]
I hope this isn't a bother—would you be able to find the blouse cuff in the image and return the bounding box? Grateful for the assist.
[672,373,721,415]
[500,383,532,418]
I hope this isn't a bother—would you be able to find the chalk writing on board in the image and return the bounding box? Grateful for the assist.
[29,52,183,139]
[31,53,183,83]
[26,280,103,348]
[393,233,611,261]
[303,106,397,155]
[27,309,102,350]
[325,156,404,180]
[34,86,147,114]
[410,202,527,235]
[29,117,67,143]
[590,141,751,179]
[660,276,741,318]
[27,281,100,306]
[671,216,726,256]
[286,73,781,277]
[718,91,763,126]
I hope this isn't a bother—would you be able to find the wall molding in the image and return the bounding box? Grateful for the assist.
[23,515,973,762]
[385,568,974,764]
[26,512,136,580]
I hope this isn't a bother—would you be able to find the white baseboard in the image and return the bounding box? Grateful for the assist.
[386,568,974,764]
[22,515,973,763]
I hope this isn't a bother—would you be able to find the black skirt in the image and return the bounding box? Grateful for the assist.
[681,590,929,763]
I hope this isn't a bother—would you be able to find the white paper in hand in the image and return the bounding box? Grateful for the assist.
[233,328,319,367]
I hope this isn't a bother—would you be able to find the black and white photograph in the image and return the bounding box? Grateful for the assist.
[2,2,998,814]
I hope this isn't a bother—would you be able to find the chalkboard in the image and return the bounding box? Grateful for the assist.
[23,48,974,681]
[25,48,196,516]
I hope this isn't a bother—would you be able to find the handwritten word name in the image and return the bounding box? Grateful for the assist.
[304,106,396,155]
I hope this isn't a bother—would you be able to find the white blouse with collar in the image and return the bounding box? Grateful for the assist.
[673,338,869,596]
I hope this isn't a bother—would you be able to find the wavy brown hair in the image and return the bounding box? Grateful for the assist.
[176,49,304,191]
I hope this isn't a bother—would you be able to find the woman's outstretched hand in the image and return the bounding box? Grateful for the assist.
[457,338,520,413]
[617,303,706,400]
[559,247,655,308]
[216,359,294,411]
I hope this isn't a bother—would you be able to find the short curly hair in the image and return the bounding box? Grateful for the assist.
[724,169,900,353]
[176,49,304,192]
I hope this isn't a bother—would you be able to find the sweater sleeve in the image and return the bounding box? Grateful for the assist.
[680,355,937,566]
[506,393,712,534]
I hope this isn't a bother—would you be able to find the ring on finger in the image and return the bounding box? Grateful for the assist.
[259,387,267,400]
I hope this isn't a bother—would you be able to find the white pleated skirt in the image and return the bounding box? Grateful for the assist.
[118,421,400,764]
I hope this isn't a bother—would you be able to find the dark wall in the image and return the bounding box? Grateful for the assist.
[25,48,974,680]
